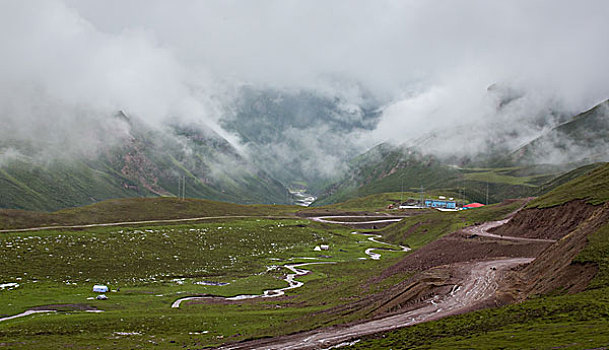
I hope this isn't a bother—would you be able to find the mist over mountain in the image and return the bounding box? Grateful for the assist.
[220,87,381,190]
[0,112,290,211]
[2,1,609,209]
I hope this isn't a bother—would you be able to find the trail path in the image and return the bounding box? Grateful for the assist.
[0,215,287,233]
[311,216,405,226]
[219,258,531,350]
[465,219,557,243]
[218,218,542,350]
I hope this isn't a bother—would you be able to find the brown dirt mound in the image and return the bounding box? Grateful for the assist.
[506,202,609,297]
[490,200,597,240]
[375,230,550,281]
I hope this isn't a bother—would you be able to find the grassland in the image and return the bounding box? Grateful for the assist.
[529,162,609,208]
[0,216,408,349]
[0,197,301,230]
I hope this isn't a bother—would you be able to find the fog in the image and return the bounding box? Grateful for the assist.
[1,0,609,172]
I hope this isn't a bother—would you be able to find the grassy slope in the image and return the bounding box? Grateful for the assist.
[529,162,609,208]
[0,217,408,349]
[312,142,584,207]
[0,197,300,230]
[352,164,609,349]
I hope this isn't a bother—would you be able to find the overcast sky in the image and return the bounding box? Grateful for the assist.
[1,0,609,160]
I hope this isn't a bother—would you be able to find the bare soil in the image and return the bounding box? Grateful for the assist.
[506,202,609,296]
[489,200,598,240]
[375,227,550,281]
[219,200,609,349]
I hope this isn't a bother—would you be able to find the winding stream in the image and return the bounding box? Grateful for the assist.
[352,231,411,260]
[172,223,410,308]
[171,262,335,308]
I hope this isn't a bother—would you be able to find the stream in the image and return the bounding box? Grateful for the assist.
[172,223,409,308]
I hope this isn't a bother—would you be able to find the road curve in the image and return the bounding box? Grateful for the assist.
[219,258,532,350]
[0,215,293,233]
[218,218,540,350]
[311,216,406,226]
[465,219,557,243]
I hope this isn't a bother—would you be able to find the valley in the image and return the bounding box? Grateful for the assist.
[2,3,609,348]
[1,163,609,349]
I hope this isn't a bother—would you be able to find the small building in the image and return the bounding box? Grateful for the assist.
[93,285,109,293]
[463,203,485,209]
[424,199,457,209]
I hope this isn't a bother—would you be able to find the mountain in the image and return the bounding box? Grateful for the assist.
[220,87,381,192]
[0,112,290,211]
[511,99,609,165]
[313,100,609,206]
[312,143,460,205]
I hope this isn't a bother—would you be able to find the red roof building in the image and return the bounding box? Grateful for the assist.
[463,203,485,208]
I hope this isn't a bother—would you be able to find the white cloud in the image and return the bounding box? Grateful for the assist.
[1,0,608,168]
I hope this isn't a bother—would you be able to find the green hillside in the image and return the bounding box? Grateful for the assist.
[512,99,609,164]
[0,114,291,211]
[312,143,576,206]
[529,162,609,208]
[0,197,300,230]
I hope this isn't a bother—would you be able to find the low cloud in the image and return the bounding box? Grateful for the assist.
[1,1,609,177]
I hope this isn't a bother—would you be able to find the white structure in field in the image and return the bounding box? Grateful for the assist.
[93,285,109,293]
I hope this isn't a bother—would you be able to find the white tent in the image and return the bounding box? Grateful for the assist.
[93,285,109,293]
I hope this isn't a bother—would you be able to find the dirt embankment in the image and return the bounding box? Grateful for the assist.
[505,202,609,297]
[375,229,549,282]
[489,200,597,240]
[372,200,608,315]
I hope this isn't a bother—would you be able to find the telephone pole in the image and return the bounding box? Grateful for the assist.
[182,175,186,200]
[400,177,404,204]
[177,176,181,199]
[485,182,489,205]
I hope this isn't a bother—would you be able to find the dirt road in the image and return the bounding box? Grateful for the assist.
[311,216,406,226]
[220,258,532,350]
[219,218,541,349]
[0,215,284,233]
[465,219,557,243]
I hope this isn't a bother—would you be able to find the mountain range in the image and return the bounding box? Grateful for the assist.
[1,91,608,211]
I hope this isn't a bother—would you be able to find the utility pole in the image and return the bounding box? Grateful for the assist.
[485,181,489,205]
[177,176,181,199]
[420,185,424,207]
[400,177,404,204]
[182,175,186,200]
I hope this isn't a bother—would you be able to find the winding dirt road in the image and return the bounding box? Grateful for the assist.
[218,218,540,350]
[465,219,557,243]
[311,216,406,226]
[0,216,265,233]
[218,258,531,350]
